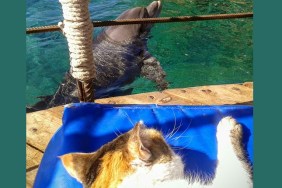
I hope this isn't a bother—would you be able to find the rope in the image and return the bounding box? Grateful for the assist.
[26,12,253,34]
[58,0,95,102]
[58,0,95,82]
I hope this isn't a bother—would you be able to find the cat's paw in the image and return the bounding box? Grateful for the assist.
[216,116,243,145]
[216,116,252,181]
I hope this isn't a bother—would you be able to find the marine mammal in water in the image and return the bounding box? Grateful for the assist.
[27,1,168,112]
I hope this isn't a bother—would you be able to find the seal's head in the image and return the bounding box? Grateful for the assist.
[105,1,162,42]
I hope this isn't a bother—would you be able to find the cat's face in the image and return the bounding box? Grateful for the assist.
[60,121,184,188]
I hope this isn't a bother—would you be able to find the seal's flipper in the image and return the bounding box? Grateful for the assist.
[141,52,169,90]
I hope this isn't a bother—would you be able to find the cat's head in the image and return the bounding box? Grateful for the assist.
[60,121,184,188]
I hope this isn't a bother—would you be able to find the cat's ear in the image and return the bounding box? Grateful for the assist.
[128,121,152,162]
[59,152,94,183]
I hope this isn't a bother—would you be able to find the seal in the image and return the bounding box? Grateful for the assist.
[27,1,168,112]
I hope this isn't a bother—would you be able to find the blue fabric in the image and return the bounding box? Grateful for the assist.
[34,103,253,188]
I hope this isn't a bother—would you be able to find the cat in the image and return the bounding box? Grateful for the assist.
[60,116,253,188]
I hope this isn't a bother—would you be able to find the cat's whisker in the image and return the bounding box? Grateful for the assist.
[165,116,184,140]
[113,130,119,137]
[165,123,182,139]
[122,111,135,127]
[169,120,183,139]
[172,110,177,134]
[170,142,192,149]
[170,137,194,151]
[171,146,184,151]
[171,135,193,141]
[114,127,122,136]
[171,145,193,151]
[164,111,178,139]
[172,119,192,141]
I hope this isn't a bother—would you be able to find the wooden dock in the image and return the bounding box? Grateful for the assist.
[26,82,253,187]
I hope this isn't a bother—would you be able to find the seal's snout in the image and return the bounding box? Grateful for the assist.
[146,1,162,18]
[140,1,162,33]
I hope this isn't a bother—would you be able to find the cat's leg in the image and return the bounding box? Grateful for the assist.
[212,116,253,188]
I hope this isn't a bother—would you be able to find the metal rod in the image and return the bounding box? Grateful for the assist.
[26,12,253,34]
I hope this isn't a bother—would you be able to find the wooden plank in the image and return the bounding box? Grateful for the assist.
[26,144,43,169]
[242,82,253,88]
[46,105,64,117]
[26,168,38,188]
[26,106,64,188]
[96,82,253,105]
[26,105,63,152]
[163,82,253,105]
[96,90,190,105]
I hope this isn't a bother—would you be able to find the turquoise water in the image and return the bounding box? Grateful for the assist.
[26,0,253,105]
